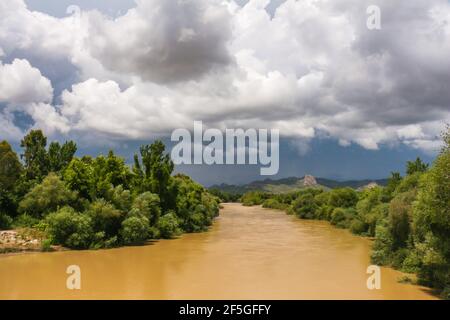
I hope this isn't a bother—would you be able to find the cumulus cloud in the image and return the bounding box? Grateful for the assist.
[86,0,233,83]
[0,59,53,105]
[0,0,449,153]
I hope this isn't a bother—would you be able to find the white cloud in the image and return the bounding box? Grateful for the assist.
[0,0,449,153]
[0,59,53,105]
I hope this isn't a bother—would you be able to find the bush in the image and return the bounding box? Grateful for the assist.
[45,207,93,249]
[262,199,287,210]
[131,192,161,225]
[371,221,394,265]
[120,216,149,244]
[13,214,39,228]
[388,192,413,249]
[328,188,358,208]
[350,219,367,235]
[241,191,265,206]
[0,212,13,230]
[19,173,78,218]
[157,212,181,239]
[292,193,318,219]
[86,199,123,238]
[330,208,346,226]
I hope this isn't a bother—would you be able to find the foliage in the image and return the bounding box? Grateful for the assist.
[0,212,13,230]
[85,199,123,239]
[157,212,181,239]
[412,132,450,291]
[0,140,22,190]
[131,192,161,225]
[120,215,149,244]
[241,191,266,206]
[45,207,93,249]
[18,173,78,218]
[406,157,429,175]
[133,141,177,211]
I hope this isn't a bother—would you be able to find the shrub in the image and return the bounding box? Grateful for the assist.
[330,208,346,226]
[107,185,132,212]
[19,173,78,218]
[388,192,413,249]
[157,212,181,239]
[13,214,39,228]
[262,199,287,210]
[0,212,13,230]
[292,193,318,219]
[350,219,367,235]
[131,192,161,225]
[120,216,149,244]
[86,199,123,238]
[241,191,265,206]
[371,221,394,265]
[328,188,358,208]
[45,207,93,249]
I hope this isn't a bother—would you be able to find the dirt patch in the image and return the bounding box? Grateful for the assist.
[0,229,63,255]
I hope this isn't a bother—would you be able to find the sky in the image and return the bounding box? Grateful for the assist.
[1,0,449,186]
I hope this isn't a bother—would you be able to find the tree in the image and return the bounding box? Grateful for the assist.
[133,141,177,211]
[131,192,161,225]
[48,141,77,173]
[20,130,49,181]
[18,173,78,218]
[384,171,402,198]
[388,191,414,249]
[63,158,94,200]
[328,188,358,208]
[91,151,132,198]
[0,140,22,189]
[406,157,429,175]
[0,141,22,217]
[291,193,318,219]
[85,199,123,239]
[412,128,450,291]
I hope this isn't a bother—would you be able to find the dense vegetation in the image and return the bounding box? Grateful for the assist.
[249,128,449,298]
[0,130,219,249]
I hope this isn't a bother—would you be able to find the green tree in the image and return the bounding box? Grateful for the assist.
[412,128,450,291]
[63,158,94,200]
[0,141,22,217]
[292,193,318,219]
[406,157,429,175]
[48,141,77,173]
[388,191,414,250]
[131,192,161,225]
[20,130,49,181]
[133,141,177,211]
[0,140,22,189]
[18,173,78,218]
[92,151,132,198]
[328,188,358,208]
[85,199,123,239]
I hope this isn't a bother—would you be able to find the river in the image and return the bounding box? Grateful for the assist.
[0,203,437,299]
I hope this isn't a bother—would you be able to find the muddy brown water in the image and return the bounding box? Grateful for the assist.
[0,203,437,299]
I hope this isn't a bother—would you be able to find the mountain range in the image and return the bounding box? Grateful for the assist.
[209,175,388,194]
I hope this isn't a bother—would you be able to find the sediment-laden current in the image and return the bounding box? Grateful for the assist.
[0,204,436,299]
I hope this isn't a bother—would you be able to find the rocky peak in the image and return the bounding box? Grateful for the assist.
[303,175,318,187]
[358,182,379,191]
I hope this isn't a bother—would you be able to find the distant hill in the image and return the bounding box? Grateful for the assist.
[209,175,388,194]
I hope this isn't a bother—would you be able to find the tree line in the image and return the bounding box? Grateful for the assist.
[243,128,449,298]
[0,130,220,249]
